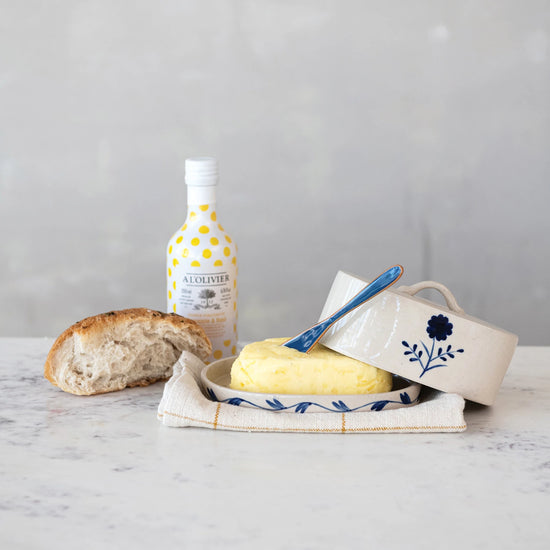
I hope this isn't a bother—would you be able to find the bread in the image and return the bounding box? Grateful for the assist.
[44,308,211,395]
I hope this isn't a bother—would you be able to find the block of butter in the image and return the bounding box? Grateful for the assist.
[230,338,392,395]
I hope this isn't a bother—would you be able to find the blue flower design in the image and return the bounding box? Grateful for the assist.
[402,315,464,378]
[426,314,453,341]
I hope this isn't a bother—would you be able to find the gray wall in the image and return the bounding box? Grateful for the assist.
[1,1,549,344]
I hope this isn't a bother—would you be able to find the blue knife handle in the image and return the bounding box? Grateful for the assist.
[324,265,403,327]
[283,265,403,353]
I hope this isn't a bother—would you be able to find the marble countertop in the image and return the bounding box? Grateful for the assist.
[1,339,549,549]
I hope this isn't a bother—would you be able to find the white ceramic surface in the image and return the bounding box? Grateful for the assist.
[319,272,519,405]
[201,356,421,413]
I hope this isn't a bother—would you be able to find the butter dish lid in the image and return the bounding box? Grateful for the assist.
[318,271,518,406]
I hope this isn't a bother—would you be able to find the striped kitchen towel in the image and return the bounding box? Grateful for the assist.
[157,351,466,433]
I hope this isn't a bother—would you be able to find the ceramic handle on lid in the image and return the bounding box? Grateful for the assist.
[397,281,465,314]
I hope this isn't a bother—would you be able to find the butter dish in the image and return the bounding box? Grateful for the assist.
[319,272,518,405]
[201,357,421,413]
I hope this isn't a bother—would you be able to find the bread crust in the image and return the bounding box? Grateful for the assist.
[44,308,212,394]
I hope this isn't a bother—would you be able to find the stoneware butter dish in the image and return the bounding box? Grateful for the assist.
[319,271,518,406]
[201,357,421,414]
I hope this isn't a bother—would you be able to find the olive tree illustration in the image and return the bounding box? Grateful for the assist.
[198,288,216,308]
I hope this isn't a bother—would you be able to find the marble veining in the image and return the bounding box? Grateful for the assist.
[0,339,549,549]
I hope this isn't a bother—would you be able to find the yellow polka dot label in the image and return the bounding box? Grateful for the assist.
[167,181,237,363]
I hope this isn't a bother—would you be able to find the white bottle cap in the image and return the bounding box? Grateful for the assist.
[185,157,218,186]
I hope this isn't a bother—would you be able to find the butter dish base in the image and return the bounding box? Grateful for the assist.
[201,356,421,414]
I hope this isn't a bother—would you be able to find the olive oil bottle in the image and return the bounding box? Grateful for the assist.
[167,157,238,362]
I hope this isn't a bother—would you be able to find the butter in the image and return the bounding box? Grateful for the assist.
[230,338,392,395]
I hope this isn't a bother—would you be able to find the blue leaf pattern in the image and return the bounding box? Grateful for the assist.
[295,402,312,413]
[332,400,352,412]
[204,393,419,413]
[266,399,285,410]
[227,397,244,406]
[207,388,218,401]
[400,392,411,405]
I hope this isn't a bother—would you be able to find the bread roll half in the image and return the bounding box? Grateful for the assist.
[44,308,211,395]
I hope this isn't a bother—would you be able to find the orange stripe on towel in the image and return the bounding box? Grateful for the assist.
[213,403,221,430]
[160,409,466,433]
